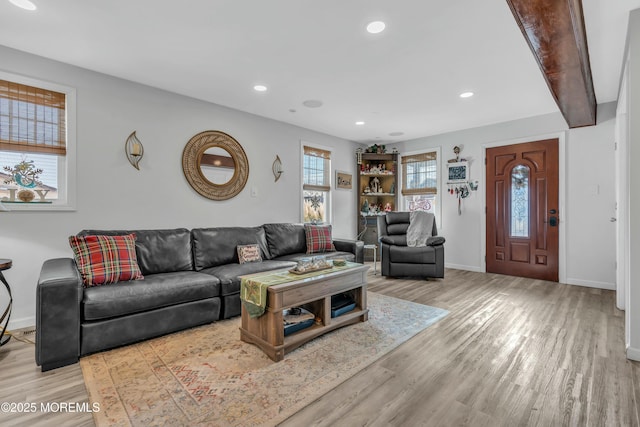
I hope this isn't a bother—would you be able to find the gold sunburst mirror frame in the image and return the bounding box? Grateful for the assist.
[182,130,249,200]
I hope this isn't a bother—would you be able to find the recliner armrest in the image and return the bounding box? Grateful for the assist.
[333,238,364,264]
[36,258,83,371]
[380,235,407,246]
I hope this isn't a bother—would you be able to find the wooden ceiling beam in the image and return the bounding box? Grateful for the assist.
[506,0,597,127]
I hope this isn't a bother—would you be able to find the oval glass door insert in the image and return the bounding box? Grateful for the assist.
[511,164,530,237]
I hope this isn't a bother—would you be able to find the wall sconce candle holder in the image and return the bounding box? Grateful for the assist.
[272,155,283,182]
[125,131,144,170]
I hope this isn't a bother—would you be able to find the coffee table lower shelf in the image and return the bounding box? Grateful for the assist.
[240,307,368,361]
[239,264,369,362]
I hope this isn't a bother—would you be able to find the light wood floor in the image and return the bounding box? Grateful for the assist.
[1,268,638,426]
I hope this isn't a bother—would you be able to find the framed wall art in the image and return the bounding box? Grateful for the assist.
[446,161,469,184]
[335,171,352,190]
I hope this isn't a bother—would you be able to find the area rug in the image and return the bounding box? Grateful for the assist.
[80,292,448,427]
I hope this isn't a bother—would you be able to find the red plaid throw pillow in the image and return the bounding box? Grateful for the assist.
[69,234,144,287]
[304,224,336,254]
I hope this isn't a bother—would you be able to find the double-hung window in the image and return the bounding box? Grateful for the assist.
[302,144,331,224]
[0,74,75,210]
[401,150,439,223]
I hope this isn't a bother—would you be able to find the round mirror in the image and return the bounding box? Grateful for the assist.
[200,146,235,185]
[182,130,249,200]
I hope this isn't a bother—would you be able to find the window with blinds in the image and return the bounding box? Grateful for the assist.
[303,146,330,191]
[0,75,73,209]
[401,151,437,195]
[401,150,439,219]
[0,80,66,155]
[302,145,331,223]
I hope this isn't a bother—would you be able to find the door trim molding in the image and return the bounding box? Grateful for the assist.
[481,131,567,284]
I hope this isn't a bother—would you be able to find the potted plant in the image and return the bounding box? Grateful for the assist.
[3,157,43,202]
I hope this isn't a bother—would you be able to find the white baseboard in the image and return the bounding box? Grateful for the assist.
[565,278,615,290]
[8,316,35,331]
[445,263,483,273]
[627,346,640,361]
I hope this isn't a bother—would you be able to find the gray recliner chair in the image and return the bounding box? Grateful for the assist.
[377,211,445,279]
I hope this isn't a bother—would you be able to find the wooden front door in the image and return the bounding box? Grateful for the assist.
[486,139,559,281]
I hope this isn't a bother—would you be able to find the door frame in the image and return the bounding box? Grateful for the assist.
[480,131,567,284]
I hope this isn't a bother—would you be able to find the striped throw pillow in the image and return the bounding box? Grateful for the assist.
[69,233,144,287]
[304,224,336,254]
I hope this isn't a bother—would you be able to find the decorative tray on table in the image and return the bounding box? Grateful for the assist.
[288,257,333,275]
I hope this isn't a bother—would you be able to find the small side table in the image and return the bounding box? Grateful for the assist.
[363,244,378,275]
[0,259,13,346]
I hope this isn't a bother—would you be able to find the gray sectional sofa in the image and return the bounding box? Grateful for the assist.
[36,223,363,371]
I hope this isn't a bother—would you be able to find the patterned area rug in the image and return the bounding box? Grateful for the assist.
[80,292,448,427]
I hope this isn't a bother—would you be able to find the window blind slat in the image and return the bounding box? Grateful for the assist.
[303,184,331,192]
[303,145,331,159]
[0,141,66,155]
[401,187,437,196]
[401,152,437,164]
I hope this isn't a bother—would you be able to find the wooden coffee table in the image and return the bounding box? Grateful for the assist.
[240,263,369,361]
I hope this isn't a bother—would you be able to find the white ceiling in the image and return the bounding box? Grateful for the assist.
[0,0,638,143]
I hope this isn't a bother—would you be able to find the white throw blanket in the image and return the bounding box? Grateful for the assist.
[406,211,434,247]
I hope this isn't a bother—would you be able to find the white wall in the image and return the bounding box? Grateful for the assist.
[388,103,617,288]
[0,45,360,329]
[623,8,640,361]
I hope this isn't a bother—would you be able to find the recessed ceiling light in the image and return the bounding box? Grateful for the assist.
[303,99,323,108]
[253,85,267,92]
[355,121,365,126]
[459,91,474,98]
[366,21,386,34]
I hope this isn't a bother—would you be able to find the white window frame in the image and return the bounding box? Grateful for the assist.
[300,141,332,224]
[0,70,76,211]
[400,146,442,229]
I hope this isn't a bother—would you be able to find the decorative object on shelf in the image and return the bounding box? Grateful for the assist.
[182,130,249,201]
[365,143,386,154]
[369,176,381,193]
[336,171,352,190]
[125,131,144,170]
[272,155,283,182]
[448,145,462,163]
[361,199,369,213]
[2,156,43,203]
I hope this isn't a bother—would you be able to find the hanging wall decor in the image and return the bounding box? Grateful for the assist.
[446,146,478,215]
[272,155,283,182]
[182,130,249,200]
[125,131,144,170]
